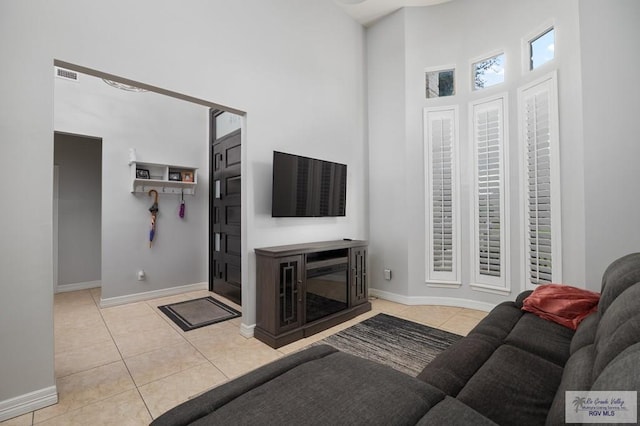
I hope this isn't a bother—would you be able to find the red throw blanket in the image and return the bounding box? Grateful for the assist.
[522,284,600,330]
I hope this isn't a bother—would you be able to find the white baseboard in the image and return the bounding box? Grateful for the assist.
[55,280,101,293]
[0,385,57,422]
[239,322,255,338]
[100,282,208,308]
[369,288,496,312]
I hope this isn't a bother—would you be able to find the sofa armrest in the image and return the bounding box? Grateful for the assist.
[152,344,447,425]
[151,345,339,425]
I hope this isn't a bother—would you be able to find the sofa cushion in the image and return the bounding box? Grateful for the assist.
[545,344,596,425]
[593,314,640,380]
[190,349,446,426]
[504,313,574,366]
[593,283,640,378]
[569,312,599,355]
[591,342,640,391]
[468,302,524,341]
[416,397,498,425]
[598,252,640,315]
[457,345,563,426]
[417,334,500,396]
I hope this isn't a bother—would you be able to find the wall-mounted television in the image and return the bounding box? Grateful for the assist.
[272,151,347,217]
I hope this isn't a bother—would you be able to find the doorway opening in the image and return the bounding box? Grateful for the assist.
[52,59,246,308]
[53,132,103,293]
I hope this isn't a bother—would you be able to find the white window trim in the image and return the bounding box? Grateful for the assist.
[521,20,556,75]
[469,93,510,294]
[518,70,562,291]
[424,105,461,287]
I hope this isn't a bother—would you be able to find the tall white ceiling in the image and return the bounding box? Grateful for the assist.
[334,0,453,26]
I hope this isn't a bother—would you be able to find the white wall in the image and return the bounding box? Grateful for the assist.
[580,0,640,290]
[54,73,209,301]
[367,0,586,306]
[54,133,102,287]
[0,0,366,415]
[366,10,409,297]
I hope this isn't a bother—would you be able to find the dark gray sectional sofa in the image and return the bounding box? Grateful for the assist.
[152,254,640,425]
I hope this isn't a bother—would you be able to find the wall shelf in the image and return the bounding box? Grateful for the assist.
[130,161,198,195]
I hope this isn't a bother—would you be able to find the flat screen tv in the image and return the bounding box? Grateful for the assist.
[272,151,347,217]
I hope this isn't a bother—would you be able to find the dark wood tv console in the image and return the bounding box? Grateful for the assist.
[254,240,370,348]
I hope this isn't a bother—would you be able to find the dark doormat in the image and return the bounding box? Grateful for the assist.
[158,296,241,331]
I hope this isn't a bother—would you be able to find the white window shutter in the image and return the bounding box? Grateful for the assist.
[470,95,510,293]
[424,107,460,286]
[518,71,562,290]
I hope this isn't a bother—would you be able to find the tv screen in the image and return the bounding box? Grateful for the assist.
[272,151,347,217]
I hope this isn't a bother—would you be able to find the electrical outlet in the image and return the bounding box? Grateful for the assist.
[384,269,392,280]
[137,270,146,281]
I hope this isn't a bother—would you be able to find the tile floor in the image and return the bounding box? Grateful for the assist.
[2,288,488,425]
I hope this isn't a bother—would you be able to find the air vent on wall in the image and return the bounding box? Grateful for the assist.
[55,67,79,82]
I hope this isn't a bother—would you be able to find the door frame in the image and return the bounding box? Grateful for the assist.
[209,109,243,305]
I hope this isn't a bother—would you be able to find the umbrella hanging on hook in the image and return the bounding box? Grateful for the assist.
[179,189,185,219]
[148,189,159,247]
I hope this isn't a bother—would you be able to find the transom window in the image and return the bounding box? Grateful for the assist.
[529,28,555,70]
[426,68,455,98]
[473,53,505,90]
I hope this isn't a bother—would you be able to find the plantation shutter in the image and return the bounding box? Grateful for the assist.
[471,95,509,291]
[424,107,459,284]
[519,72,561,289]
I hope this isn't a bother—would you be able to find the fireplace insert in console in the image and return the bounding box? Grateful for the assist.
[305,250,349,323]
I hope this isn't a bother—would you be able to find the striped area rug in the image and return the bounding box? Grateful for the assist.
[316,313,462,376]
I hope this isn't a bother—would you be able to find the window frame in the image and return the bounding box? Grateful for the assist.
[469,93,510,295]
[518,71,562,291]
[424,105,461,287]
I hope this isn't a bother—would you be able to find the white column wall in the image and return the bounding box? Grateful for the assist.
[580,0,640,290]
[366,10,410,298]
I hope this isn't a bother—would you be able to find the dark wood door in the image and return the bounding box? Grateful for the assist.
[210,113,242,305]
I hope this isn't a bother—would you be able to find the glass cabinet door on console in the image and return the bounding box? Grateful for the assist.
[350,246,368,306]
[277,255,304,333]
